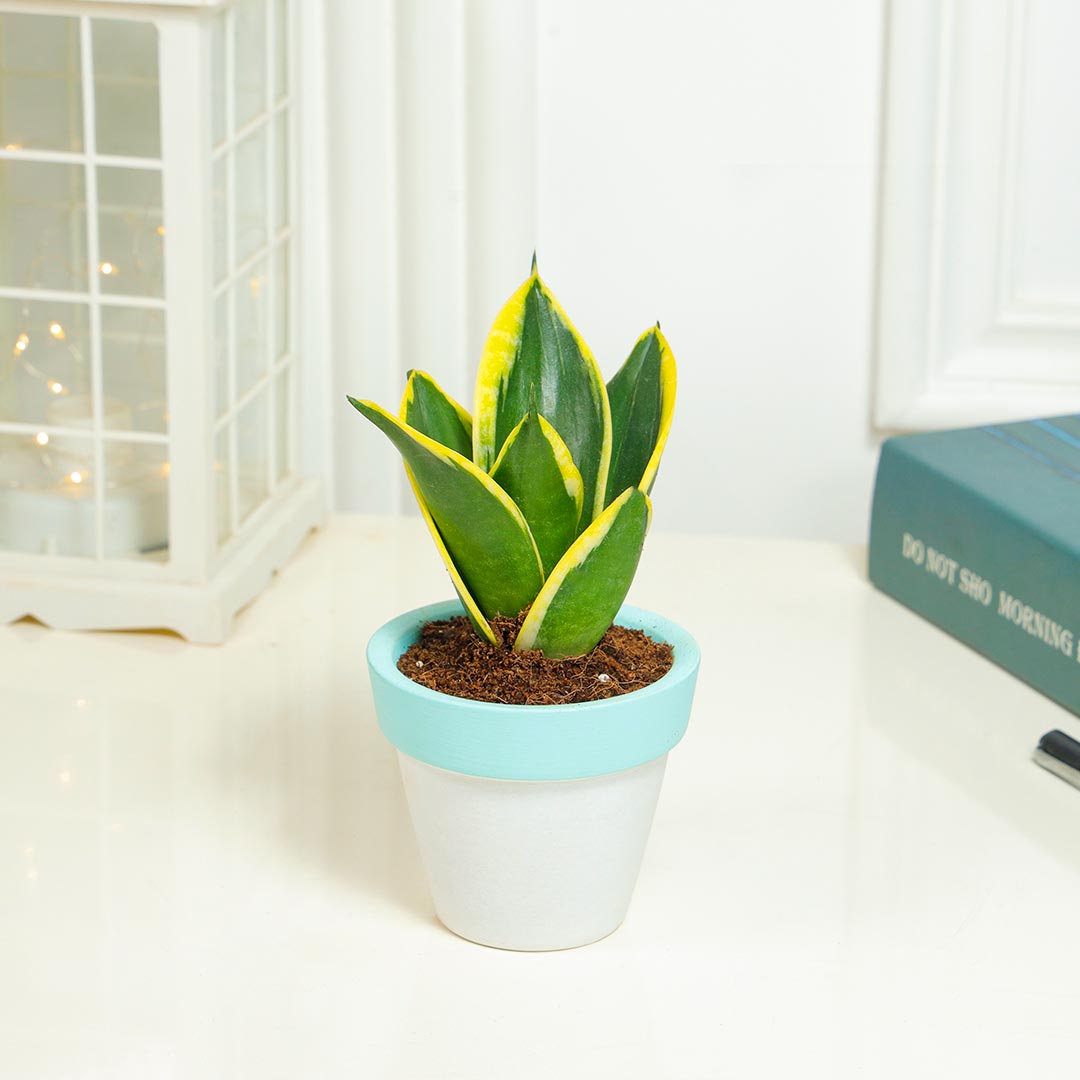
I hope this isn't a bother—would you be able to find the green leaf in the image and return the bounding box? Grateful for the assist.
[404,466,497,644]
[514,487,651,659]
[473,270,612,526]
[397,374,489,638]
[348,397,544,618]
[604,326,676,504]
[490,408,583,577]
[400,370,472,458]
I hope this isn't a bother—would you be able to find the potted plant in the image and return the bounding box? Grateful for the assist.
[350,261,700,951]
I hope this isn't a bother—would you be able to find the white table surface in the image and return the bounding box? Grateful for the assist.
[3,515,1080,1079]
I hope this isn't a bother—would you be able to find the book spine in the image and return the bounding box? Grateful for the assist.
[868,439,1080,717]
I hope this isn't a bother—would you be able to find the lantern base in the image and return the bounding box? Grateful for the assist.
[0,477,324,644]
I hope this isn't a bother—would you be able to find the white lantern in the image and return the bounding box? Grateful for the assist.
[0,0,329,642]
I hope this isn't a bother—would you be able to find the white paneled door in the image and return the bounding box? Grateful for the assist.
[876,0,1080,430]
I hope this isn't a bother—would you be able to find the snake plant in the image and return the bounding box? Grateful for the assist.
[348,262,676,659]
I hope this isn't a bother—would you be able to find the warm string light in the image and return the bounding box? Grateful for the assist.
[10,311,78,400]
[6,200,169,502]
[14,307,165,473]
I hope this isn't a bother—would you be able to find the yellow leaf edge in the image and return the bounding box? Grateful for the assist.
[472,275,532,471]
[404,465,497,645]
[637,326,676,495]
[400,370,473,435]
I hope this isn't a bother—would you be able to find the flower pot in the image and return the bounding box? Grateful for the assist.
[367,600,700,951]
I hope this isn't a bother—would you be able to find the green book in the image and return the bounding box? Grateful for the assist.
[868,416,1080,716]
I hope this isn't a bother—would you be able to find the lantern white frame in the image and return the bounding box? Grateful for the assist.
[0,0,331,642]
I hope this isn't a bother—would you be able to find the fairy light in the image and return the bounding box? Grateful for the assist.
[4,143,21,151]
[7,206,171,514]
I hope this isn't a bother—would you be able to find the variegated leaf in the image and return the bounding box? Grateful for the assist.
[348,397,543,618]
[404,466,497,644]
[490,408,583,577]
[400,370,473,458]
[605,326,676,504]
[514,487,650,659]
[473,268,611,525]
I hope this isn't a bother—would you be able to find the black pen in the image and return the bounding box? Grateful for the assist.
[1033,729,1080,791]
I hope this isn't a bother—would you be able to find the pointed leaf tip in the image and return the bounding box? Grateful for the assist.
[603,327,676,503]
[531,250,538,274]
[348,399,544,617]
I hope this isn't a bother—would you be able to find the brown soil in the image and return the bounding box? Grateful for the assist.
[397,613,674,705]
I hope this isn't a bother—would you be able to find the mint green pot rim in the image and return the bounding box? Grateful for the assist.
[367,600,700,781]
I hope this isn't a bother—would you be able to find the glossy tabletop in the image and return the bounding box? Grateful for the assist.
[3,516,1079,1079]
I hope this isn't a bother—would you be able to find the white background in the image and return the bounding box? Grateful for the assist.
[321,0,1080,542]
[323,0,885,542]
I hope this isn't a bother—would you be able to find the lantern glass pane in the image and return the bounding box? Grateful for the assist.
[96,167,164,299]
[0,298,91,426]
[92,19,160,160]
[215,428,231,547]
[101,440,169,561]
[214,293,229,420]
[211,12,226,147]
[101,307,167,435]
[237,392,269,523]
[235,259,269,399]
[0,159,87,292]
[0,431,96,557]
[0,14,83,153]
[234,0,268,129]
[273,0,288,102]
[274,365,290,484]
[235,127,267,265]
[274,109,289,234]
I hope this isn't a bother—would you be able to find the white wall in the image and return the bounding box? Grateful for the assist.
[325,0,886,542]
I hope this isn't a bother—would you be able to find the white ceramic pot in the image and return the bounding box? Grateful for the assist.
[398,751,668,951]
[368,601,699,952]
